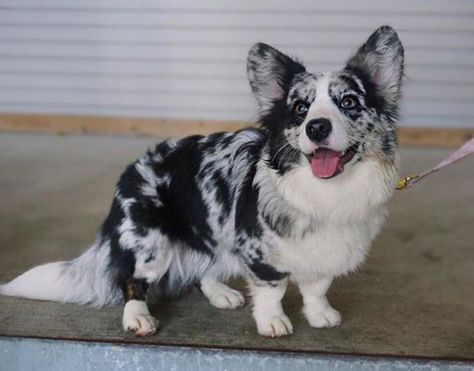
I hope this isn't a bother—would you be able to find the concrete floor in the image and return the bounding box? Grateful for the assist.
[0,133,473,361]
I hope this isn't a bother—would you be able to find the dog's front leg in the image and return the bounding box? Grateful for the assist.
[297,276,341,328]
[248,277,293,337]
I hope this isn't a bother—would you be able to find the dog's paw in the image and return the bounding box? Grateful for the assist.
[256,314,294,337]
[123,313,159,337]
[305,307,341,328]
[201,279,245,309]
[122,300,159,337]
[207,286,245,309]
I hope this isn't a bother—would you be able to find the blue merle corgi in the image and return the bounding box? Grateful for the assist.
[0,26,404,337]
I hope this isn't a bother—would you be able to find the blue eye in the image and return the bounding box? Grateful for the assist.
[341,96,358,109]
[294,102,309,117]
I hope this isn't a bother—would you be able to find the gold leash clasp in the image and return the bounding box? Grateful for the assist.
[396,174,419,191]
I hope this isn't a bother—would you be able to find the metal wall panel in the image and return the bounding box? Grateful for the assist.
[0,0,473,127]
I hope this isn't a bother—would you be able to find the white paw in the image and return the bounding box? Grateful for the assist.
[123,313,159,337]
[122,300,159,337]
[256,314,294,337]
[207,286,245,309]
[305,306,341,328]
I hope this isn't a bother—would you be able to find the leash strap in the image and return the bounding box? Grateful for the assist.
[396,137,474,190]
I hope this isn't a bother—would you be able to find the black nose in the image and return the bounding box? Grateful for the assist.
[305,118,332,142]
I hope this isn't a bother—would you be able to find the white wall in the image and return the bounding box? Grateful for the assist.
[0,0,473,128]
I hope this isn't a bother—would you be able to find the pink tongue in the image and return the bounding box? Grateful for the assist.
[311,148,340,178]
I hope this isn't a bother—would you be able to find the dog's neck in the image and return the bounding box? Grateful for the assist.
[254,149,399,223]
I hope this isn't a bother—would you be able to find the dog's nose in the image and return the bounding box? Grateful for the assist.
[305,118,332,142]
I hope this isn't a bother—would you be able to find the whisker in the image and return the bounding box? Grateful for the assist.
[277,146,299,171]
[271,139,299,162]
[271,143,293,163]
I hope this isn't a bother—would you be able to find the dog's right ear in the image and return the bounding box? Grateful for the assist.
[247,43,306,114]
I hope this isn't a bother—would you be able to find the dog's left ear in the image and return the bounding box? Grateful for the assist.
[346,25,404,107]
[247,43,305,114]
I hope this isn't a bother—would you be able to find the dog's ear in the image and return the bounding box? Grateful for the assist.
[247,43,305,114]
[346,26,404,107]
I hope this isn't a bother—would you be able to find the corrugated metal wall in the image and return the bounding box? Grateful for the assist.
[0,0,473,128]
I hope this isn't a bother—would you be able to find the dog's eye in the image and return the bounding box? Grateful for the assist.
[340,96,358,109]
[294,102,309,117]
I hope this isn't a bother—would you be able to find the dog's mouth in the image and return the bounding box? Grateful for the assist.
[306,144,358,179]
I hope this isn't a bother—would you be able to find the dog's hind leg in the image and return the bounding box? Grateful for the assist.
[122,278,158,336]
[200,275,245,309]
[120,244,173,336]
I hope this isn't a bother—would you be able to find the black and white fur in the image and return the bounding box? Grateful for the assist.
[0,26,404,337]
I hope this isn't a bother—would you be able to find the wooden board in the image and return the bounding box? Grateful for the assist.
[0,134,473,360]
[0,113,472,148]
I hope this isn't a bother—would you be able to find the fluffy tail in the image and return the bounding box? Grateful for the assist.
[0,241,121,307]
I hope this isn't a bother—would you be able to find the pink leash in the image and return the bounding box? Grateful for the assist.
[396,137,474,190]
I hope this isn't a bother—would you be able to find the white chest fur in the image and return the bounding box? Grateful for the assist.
[260,157,398,282]
[271,207,386,281]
